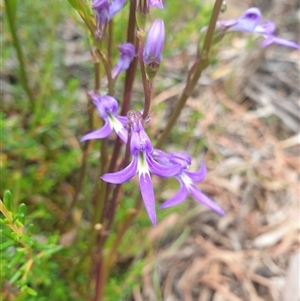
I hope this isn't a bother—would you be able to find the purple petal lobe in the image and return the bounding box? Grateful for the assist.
[109,0,126,19]
[139,172,157,226]
[254,20,276,35]
[112,43,135,79]
[116,127,128,143]
[147,155,182,177]
[230,7,262,33]
[262,35,300,50]
[160,184,189,209]
[185,162,207,182]
[149,0,163,9]
[117,115,128,126]
[101,156,138,184]
[80,121,112,142]
[189,185,225,215]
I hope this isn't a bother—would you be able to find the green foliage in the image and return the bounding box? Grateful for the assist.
[1,190,62,299]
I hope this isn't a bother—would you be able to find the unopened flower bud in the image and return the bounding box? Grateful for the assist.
[143,19,165,80]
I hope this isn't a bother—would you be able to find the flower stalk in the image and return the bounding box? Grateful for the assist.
[155,0,223,149]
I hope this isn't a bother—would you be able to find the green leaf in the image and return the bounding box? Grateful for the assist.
[17,203,27,224]
[9,249,26,268]
[0,217,9,224]
[25,286,38,296]
[67,0,95,34]
[9,270,22,284]
[26,223,34,236]
[0,239,16,251]
[10,232,21,241]
[18,203,27,215]
[20,235,33,245]
[13,213,24,224]
[3,190,12,212]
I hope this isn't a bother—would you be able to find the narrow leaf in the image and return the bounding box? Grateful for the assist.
[0,240,16,251]
[3,190,12,212]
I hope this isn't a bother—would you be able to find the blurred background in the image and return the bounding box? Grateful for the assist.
[2,0,299,300]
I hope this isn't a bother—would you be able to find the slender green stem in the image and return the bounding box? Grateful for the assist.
[97,50,114,95]
[103,196,142,285]
[94,140,108,226]
[108,20,113,66]
[94,61,101,91]
[155,0,223,149]
[4,0,35,109]
[121,0,138,116]
[33,2,59,124]
[137,31,152,120]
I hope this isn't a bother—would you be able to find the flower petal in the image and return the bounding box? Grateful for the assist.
[116,127,128,143]
[149,0,163,9]
[262,35,300,50]
[80,121,112,142]
[185,162,207,182]
[189,185,225,215]
[147,155,182,177]
[109,115,128,143]
[160,182,188,209]
[230,7,262,33]
[117,115,128,126]
[109,0,126,19]
[254,20,276,35]
[101,156,138,184]
[139,172,157,226]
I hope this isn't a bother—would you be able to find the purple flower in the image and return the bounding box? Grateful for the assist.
[92,0,110,39]
[112,43,136,79]
[81,92,128,143]
[109,0,127,18]
[218,7,300,50]
[101,111,181,225]
[152,150,225,215]
[92,0,126,39]
[149,0,163,9]
[143,19,165,66]
[229,7,263,33]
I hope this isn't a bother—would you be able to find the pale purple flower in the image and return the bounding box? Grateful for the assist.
[112,43,136,79]
[149,0,163,9]
[81,92,128,143]
[109,0,127,18]
[218,7,300,50]
[143,19,165,66]
[152,150,225,215]
[229,7,263,33]
[102,111,181,225]
[92,0,127,38]
[92,0,110,39]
